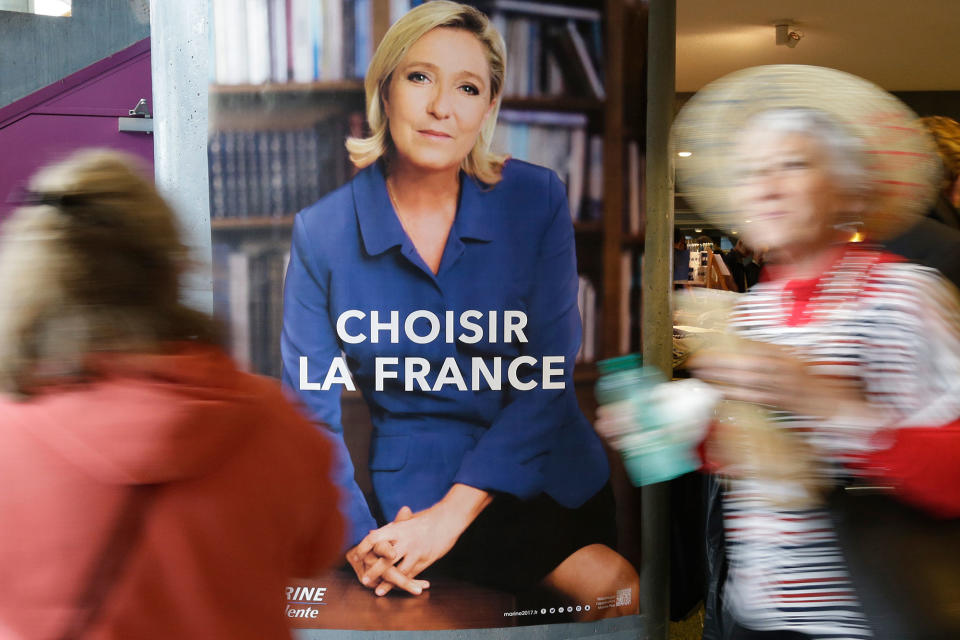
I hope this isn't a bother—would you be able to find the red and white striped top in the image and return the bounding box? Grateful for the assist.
[719,246,960,639]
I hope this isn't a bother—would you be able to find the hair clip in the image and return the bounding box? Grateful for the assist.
[5,188,85,209]
[5,188,121,228]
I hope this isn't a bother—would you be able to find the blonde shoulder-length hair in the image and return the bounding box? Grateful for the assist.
[345,0,508,185]
[0,149,220,396]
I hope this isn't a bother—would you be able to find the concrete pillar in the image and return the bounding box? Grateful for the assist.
[641,0,676,638]
[149,0,212,312]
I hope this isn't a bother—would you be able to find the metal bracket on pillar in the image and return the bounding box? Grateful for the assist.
[118,98,153,133]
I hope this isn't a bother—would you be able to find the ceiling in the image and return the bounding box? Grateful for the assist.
[676,0,960,93]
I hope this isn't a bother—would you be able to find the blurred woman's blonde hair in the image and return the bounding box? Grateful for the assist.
[0,149,220,396]
[345,0,507,184]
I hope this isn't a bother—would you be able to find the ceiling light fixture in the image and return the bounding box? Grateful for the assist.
[775,23,803,48]
[677,151,692,158]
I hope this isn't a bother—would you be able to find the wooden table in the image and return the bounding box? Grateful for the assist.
[286,568,519,630]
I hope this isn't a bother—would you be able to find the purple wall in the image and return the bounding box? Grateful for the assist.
[0,39,153,221]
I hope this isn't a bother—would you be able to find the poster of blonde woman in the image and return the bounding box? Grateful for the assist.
[208,0,643,631]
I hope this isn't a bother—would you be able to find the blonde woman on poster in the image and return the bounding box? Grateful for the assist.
[281,1,637,617]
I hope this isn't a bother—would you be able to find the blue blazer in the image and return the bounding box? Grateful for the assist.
[281,159,609,547]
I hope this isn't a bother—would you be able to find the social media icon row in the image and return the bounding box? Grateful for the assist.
[543,605,589,614]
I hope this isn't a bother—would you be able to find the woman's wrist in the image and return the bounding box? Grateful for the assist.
[435,483,491,535]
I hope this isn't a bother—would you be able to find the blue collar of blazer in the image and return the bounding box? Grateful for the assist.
[353,160,494,257]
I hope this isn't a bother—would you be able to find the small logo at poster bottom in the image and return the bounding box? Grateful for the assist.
[596,587,632,610]
[285,585,327,619]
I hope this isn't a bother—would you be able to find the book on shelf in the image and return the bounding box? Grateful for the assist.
[389,0,426,25]
[227,249,253,368]
[269,0,288,82]
[630,251,642,353]
[212,0,373,84]
[473,1,604,100]
[620,251,631,354]
[492,109,591,221]
[289,0,313,82]
[214,241,291,378]
[558,19,604,99]
[538,18,605,100]
[476,0,601,22]
[212,0,249,85]
[568,124,587,225]
[504,17,529,97]
[322,0,344,81]
[212,241,233,337]
[209,133,226,219]
[354,0,373,74]
[213,0,603,91]
[390,0,407,26]
[543,48,565,96]
[576,275,597,363]
[585,133,603,222]
[208,112,357,220]
[246,0,272,84]
[613,250,643,355]
[626,140,643,236]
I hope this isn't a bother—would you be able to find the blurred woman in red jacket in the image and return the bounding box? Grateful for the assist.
[0,150,343,639]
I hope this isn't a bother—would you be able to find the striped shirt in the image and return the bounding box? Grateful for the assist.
[721,246,960,639]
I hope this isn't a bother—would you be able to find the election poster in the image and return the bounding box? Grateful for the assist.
[208,0,647,631]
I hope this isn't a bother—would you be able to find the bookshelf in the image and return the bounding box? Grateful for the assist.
[211,215,296,230]
[205,0,649,587]
[208,0,647,378]
[501,96,604,112]
[574,221,602,233]
[209,80,365,95]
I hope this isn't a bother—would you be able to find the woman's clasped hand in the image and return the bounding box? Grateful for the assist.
[345,507,431,597]
[346,484,491,596]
